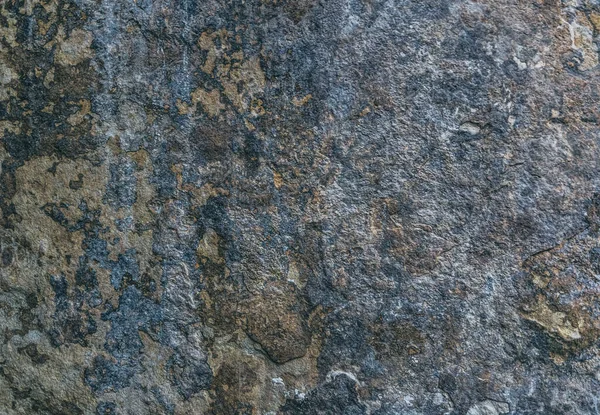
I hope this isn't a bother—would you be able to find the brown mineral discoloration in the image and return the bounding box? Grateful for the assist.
[209,342,268,414]
[243,282,311,364]
[196,227,319,411]
[370,320,426,358]
[183,182,229,208]
[370,198,455,276]
[206,322,322,414]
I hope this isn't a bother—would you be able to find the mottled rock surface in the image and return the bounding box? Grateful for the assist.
[2,0,600,413]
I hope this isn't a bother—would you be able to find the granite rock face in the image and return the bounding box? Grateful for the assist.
[1,0,600,413]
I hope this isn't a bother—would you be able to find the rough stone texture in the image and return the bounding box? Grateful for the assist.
[2,0,600,413]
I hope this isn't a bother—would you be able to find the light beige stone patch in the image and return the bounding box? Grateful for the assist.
[0,60,18,101]
[293,94,313,107]
[67,99,92,126]
[221,57,266,112]
[0,338,98,413]
[197,228,223,264]
[466,400,510,415]
[54,28,94,66]
[191,87,225,117]
[273,171,283,189]
[44,67,55,88]
[522,297,582,341]
[0,121,21,138]
[202,47,217,74]
[11,158,99,282]
[0,60,17,85]
[0,9,18,50]
[567,12,598,71]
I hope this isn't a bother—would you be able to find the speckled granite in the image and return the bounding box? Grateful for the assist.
[2,0,600,414]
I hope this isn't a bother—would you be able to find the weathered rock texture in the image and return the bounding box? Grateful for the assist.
[1,0,600,413]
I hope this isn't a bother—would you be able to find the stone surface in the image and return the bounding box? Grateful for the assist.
[2,0,600,413]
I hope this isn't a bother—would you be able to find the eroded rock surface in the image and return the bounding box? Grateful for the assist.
[2,0,600,413]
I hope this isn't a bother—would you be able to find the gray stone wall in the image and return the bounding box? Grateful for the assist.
[1,0,600,413]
